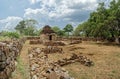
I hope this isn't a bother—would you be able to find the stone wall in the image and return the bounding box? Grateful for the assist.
[28,47,74,79]
[0,38,26,79]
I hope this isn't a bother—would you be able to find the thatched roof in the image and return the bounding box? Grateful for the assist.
[41,25,55,34]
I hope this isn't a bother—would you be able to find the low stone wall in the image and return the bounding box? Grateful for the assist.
[69,40,82,45]
[29,40,42,44]
[26,36,40,40]
[0,38,26,79]
[28,47,74,79]
[54,53,94,67]
[44,41,65,46]
[41,46,64,54]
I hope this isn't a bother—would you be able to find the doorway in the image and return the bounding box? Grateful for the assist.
[49,35,52,40]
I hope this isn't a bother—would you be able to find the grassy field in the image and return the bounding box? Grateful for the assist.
[12,40,120,79]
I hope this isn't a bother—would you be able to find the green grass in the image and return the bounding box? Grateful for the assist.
[0,36,10,41]
[12,57,30,79]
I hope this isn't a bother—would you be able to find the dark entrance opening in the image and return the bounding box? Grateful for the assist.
[49,35,52,40]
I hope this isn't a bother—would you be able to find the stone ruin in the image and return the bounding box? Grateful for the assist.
[28,47,94,79]
[69,40,82,45]
[29,38,66,46]
[0,38,26,79]
[44,41,65,46]
[54,53,94,67]
[26,36,40,40]
[41,46,64,54]
[29,40,43,44]
[40,25,57,41]
[28,47,74,79]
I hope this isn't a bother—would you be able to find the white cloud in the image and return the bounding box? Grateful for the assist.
[0,16,23,31]
[25,0,99,28]
[29,0,37,4]
[0,0,109,31]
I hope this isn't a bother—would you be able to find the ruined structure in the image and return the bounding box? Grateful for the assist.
[40,25,57,42]
[28,47,74,79]
[0,38,26,79]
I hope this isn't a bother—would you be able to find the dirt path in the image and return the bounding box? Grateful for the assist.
[11,41,30,79]
[11,40,45,79]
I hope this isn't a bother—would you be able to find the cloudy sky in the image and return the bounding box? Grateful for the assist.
[0,0,111,31]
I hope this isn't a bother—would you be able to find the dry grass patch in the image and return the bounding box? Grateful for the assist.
[12,40,120,79]
[48,41,120,79]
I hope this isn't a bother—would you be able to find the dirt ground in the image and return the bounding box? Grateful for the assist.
[11,40,120,79]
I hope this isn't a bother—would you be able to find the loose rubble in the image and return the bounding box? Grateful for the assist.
[44,41,65,46]
[26,36,40,40]
[41,46,64,54]
[28,47,74,79]
[0,38,26,79]
[54,53,94,67]
[28,47,94,79]
[69,40,82,45]
[29,40,42,44]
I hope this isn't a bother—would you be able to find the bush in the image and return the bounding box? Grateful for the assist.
[1,31,20,38]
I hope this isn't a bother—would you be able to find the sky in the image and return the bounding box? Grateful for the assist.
[0,0,111,31]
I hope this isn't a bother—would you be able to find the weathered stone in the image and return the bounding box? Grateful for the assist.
[29,54,33,58]
[0,38,25,79]
[32,75,38,79]
[29,47,74,79]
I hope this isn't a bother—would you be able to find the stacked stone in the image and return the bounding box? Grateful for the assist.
[54,53,94,67]
[52,41,65,46]
[82,37,103,41]
[28,47,74,79]
[69,37,82,40]
[44,41,65,46]
[41,46,63,54]
[29,40,43,44]
[27,36,40,40]
[69,40,82,45]
[0,38,25,79]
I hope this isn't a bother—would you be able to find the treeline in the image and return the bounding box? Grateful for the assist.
[0,19,40,39]
[75,0,120,43]
[0,19,74,39]
[0,0,119,43]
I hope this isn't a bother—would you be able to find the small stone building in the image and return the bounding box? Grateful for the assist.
[40,25,57,42]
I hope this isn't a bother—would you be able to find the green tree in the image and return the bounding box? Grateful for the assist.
[57,30,65,36]
[75,0,120,43]
[52,26,61,35]
[63,24,73,37]
[107,0,120,43]
[15,19,38,36]
[15,20,26,34]
[24,26,35,36]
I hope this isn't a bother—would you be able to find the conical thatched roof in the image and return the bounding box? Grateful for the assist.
[41,25,55,34]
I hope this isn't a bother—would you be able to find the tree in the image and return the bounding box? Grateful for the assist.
[57,30,65,37]
[52,26,61,35]
[75,0,120,43]
[88,2,108,38]
[24,26,35,36]
[15,19,38,36]
[107,0,120,43]
[15,20,26,34]
[63,24,73,37]
[34,29,42,36]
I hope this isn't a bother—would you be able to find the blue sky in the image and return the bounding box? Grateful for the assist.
[0,0,111,31]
